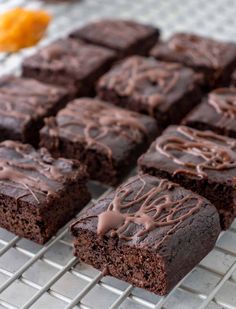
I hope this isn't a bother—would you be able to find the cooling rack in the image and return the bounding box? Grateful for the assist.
[0,0,236,308]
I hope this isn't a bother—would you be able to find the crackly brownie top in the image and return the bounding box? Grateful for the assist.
[139,125,236,183]
[150,33,236,69]
[0,75,67,129]
[0,140,87,205]
[71,174,217,250]
[41,98,157,161]
[23,38,116,80]
[97,56,196,115]
[70,19,159,52]
[185,88,236,132]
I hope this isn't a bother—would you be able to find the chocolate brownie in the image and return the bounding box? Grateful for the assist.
[71,174,220,295]
[97,56,201,130]
[0,75,68,146]
[139,125,236,229]
[183,88,236,138]
[70,19,160,58]
[150,33,236,89]
[40,98,158,185]
[0,140,90,244]
[22,38,116,97]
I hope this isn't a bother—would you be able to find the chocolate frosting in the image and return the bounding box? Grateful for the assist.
[74,174,206,248]
[97,56,195,115]
[155,126,236,178]
[0,75,66,124]
[42,98,157,160]
[0,140,85,204]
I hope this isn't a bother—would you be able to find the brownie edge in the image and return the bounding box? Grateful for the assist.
[71,174,220,295]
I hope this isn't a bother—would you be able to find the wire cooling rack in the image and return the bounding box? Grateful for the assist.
[1,0,236,308]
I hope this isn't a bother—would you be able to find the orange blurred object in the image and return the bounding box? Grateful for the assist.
[0,8,51,52]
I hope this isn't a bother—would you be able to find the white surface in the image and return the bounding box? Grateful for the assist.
[0,0,236,308]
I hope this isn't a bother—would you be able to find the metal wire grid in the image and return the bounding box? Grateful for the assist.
[0,0,236,308]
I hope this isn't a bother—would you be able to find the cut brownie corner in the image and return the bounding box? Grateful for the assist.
[71,174,220,295]
[0,140,91,244]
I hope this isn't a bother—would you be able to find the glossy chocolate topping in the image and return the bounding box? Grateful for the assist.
[156,126,236,178]
[43,98,151,159]
[0,75,66,121]
[208,88,236,126]
[75,174,205,246]
[0,140,83,204]
[98,56,195,115]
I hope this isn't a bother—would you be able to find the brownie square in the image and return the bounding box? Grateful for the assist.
[139,125,236,229]
[22,38,116,97]
[97,56,201,130]
[150,33,236,89]
[71,174,220,295]
[40,98,158,185]
[0,75,69,146]
[183,88,236,138]
[0,140,90,244]
[69,19,160,58]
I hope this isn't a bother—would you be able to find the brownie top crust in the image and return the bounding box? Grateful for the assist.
[40,98,157,161]
[185,88,236,131]
[0,75,67,129]
[0,140,87,206]
[71,174,218,250]
[150,33,236,70]
[139,125,236,184]
[70,19,159,52]
[22,38,116,82]
[97,56,197,115]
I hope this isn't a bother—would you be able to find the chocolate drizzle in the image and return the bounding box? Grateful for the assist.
[156,126,236,178]
[45,98,149,159]
[208,88,236,127]
[168,33,226,68]
[78,175,205,246]
[0,140,76,204]
[98,56,194,116]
